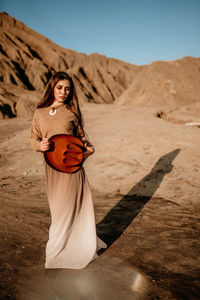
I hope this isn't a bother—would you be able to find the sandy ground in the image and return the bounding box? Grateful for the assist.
[0,103,200,299]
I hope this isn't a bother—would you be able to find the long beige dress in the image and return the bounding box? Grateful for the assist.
[29,105,106,269]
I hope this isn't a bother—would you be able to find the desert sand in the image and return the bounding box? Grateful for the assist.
[0,11,200,300]
[0,102,200,299]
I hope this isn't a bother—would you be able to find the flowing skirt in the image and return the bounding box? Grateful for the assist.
[44,162,106,269]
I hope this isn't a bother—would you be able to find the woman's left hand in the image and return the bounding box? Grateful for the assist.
[83,143,95,160]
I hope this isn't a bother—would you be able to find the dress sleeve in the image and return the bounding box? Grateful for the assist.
[73,118,94,148]
[29,110,42,152]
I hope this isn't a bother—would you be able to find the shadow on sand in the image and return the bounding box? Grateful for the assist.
[23,149,182,300]
[97,149,180,250]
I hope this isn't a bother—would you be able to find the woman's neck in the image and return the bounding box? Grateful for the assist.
[50,101,65,108]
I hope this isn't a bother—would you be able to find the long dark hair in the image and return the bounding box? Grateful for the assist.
[37,71,86,138]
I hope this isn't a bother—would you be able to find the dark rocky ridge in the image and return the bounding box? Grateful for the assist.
[0,11,200,119]
[0,12,138,118]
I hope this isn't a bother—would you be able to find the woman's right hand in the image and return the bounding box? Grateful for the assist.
[40,138,50,152]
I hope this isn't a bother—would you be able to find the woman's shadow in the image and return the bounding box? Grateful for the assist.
[96,149,180,251]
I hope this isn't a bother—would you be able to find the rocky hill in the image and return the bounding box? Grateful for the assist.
[0,12,200,118]
[116,56,200,106]
[0,12,138,117]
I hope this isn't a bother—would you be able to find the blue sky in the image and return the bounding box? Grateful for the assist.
[0,0,200,65]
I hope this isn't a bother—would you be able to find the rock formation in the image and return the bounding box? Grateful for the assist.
[116,57,200,106]
[0,12,199,118]
[0,12,137,118]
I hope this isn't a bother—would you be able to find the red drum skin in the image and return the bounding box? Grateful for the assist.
[44,134,85,173]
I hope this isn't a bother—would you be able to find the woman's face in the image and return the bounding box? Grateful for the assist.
[53,79,71,103]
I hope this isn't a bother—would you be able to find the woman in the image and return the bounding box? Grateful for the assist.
[30,71,106,269]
